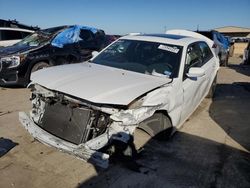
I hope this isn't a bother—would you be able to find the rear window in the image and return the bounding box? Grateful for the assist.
[197,32,213,40]
[21,31,31,38]
[199,42,213,64]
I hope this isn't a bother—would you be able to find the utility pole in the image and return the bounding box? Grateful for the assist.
[196,24,199,31]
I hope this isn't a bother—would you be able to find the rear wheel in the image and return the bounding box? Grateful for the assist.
[220,53,229,67]
[207,74,217,98]
[218,54,223,66]
[223,53,229,66]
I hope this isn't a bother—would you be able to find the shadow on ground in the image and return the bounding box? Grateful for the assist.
[210,82,250,151]
[77,132,250,188]
[78,84,250,188]
[0,85,25,89]
[77,66,250,188]
[228,64,250,77]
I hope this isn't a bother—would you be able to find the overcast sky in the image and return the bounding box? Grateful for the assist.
[1,0,250,34]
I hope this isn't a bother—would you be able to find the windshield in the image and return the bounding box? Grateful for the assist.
[15,32,52,47]
[92,39,183,78]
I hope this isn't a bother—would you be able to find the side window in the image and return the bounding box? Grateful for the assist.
[79,29,94,42]
[198,42,213,64]
[0,30,2,40]
[21,32,31,38]
[1,30,22,40]
[185,43,203,68]
[183,43,203,79]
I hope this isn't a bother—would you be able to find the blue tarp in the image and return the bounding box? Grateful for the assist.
[51,25,98,48]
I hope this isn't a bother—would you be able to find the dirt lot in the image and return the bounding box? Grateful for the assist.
[233,42,248,55]
[0,57,250,188]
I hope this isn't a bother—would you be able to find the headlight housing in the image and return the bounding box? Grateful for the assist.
[0,55,24,68]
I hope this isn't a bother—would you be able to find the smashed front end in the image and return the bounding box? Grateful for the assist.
[19,84,144,168]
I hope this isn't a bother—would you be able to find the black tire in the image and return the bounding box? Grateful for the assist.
[218,54,222,66]
[219,58,226,66]
[138,112,173,140]
[219,52,229,67]
[23,61,50,86]
[31,61,50,73]
[207,74,217,98]
[223,53,229,67]
[229,45,234,57]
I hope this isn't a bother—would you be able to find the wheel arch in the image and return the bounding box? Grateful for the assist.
[24,59,51,85]
[137,109,173,138]
[155,109,173,125]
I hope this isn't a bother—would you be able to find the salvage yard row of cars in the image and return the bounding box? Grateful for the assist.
[1,21,222,167]
[0,25,115,86]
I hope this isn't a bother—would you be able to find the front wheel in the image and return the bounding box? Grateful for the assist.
[23,61,50,87]
[138,112,173,140]
[31,61,50,73]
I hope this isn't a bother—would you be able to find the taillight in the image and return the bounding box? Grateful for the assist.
[212,43,217,48]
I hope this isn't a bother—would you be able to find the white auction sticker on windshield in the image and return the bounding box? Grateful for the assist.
[158,44,180,53]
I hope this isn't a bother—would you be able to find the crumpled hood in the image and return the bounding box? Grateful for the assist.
[31,63,171,105]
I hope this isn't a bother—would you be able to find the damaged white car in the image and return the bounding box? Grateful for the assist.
[19,33,219,168]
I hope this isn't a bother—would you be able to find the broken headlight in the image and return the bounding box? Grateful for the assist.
[0,54,26,68]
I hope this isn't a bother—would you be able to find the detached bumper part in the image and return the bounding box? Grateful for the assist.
[19,112,109,168]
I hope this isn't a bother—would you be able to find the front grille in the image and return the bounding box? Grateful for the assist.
[39,102,92,145]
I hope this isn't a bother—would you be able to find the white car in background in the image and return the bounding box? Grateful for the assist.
[19,33,219,168]
[0,27,34,47]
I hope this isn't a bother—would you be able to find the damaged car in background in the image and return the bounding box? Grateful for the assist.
[166,29,230,66]
[19,33,219,168]
[0,25,106,86]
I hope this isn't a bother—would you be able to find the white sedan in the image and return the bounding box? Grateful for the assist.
[19,33,219,168]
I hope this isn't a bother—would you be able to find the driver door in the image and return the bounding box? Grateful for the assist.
[181,42,207,122]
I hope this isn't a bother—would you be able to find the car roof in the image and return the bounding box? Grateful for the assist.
[0,27,34,33]
[40,25,101,35]
[40,25,69,34]
[197,30,219,33]
[121,33,202,46]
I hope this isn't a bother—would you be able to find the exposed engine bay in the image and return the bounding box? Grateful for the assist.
[33,96,111,145]
[19,84,141,168]
[28,83,126,143]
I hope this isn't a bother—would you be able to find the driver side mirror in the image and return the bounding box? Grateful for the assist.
[186,67,205,78]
